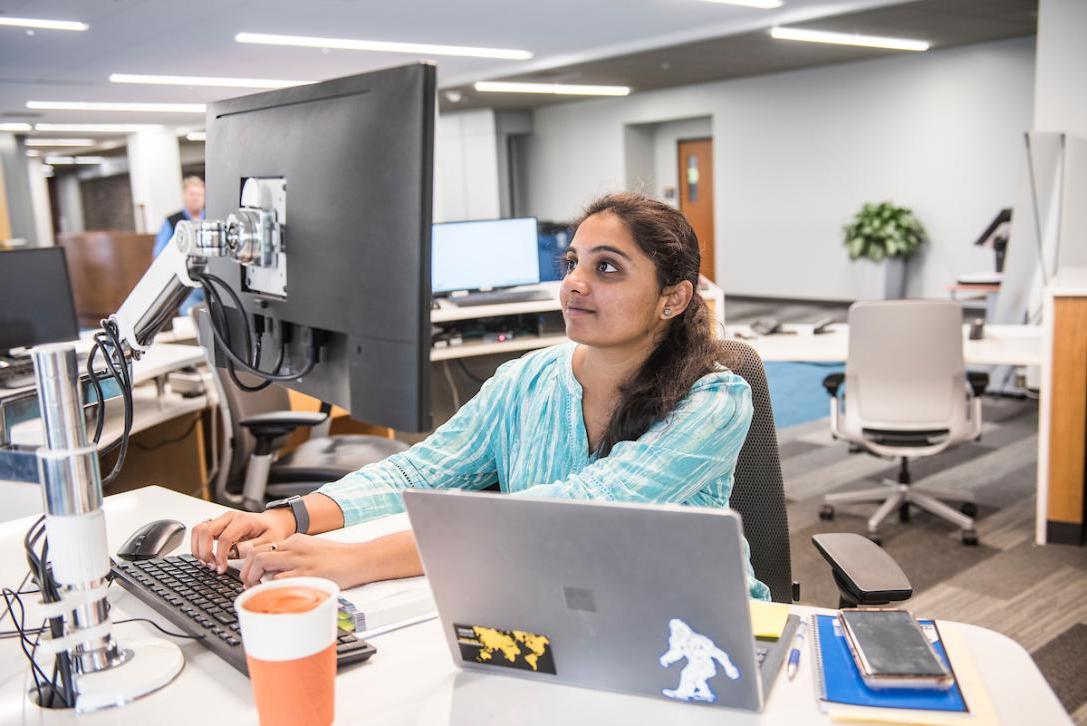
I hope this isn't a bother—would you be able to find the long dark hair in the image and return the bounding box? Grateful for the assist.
[575,192,732,457]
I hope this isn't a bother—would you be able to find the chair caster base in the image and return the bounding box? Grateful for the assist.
[960,502,978,518]
[819,505,835,521]
[961,530,979,546]
[899,503,911,523]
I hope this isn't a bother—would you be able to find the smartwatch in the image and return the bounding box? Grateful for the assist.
[265,495,310,535]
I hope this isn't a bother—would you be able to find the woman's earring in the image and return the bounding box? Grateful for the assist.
[663,307,672,318]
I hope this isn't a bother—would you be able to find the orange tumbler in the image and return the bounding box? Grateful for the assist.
[235,578,340,726]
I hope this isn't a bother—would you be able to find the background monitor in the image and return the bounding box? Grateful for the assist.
[537,220,574,283]
[0,247,80,353]
[431,217,540,294]
[205,63,435,432]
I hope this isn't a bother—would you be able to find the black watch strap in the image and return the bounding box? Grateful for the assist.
[266,495,310,535]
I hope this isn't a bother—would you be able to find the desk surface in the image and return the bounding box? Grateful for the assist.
[0,344,207,400]
[5,344,212,450]
[0,487,1068,725]
[724,323,1042,367]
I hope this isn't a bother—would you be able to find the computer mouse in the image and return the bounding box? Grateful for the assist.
[116,519,187,561]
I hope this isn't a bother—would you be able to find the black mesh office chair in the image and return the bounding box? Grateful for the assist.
[193,308,408,511]
[721,339,912,608]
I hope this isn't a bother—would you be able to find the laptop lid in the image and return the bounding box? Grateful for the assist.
[403,490,764,711]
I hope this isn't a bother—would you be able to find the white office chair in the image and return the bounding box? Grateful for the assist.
[819,300,988,545]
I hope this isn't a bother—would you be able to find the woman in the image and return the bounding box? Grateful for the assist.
[191,192,770,600]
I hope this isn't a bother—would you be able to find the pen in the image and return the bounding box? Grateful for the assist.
[787,618,808,680]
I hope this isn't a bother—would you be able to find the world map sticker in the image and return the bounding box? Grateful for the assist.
[454,623,556,675]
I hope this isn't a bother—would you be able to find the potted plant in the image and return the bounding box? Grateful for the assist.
[844,201,928,299]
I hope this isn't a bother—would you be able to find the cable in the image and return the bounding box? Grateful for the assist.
[130,416,200,451]
[111,618,206,640]
[455,358,487,385]
[442,361,462,410]
[1,589,55,706]
[197,273,317,382]
[18,516,73,708]
[200,277,281,392]
[0,570,32,630]
[37,536,75,707]
[86,341,107,444]
[94,321,134,488]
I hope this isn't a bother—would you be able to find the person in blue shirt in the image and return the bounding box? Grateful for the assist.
[192,192,769,600]
[154,175,206,314]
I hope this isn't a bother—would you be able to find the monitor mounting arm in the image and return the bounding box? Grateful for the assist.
[25,178,284,711]
[112,177,287,355]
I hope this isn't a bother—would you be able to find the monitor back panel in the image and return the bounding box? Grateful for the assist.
[205,63,435,431]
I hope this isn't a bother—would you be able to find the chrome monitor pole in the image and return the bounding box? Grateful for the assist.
[31,343,184,712]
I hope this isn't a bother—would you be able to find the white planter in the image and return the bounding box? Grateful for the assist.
[853,257,907,300]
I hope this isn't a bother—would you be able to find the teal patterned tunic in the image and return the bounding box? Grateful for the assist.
[318,342,770,600]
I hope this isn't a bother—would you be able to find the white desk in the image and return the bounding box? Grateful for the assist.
[0,487,1068,725]
[5,344,213,450]
[723,323,1042,367]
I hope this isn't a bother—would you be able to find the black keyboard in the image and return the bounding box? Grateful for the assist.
[111,555,376,676]
[450,289,553,307]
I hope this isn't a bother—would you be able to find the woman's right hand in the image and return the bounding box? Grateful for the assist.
[190,509,295,573]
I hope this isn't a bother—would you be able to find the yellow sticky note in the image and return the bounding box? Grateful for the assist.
[749,600,790,639]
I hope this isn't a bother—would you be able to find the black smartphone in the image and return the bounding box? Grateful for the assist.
[838,609,953,690]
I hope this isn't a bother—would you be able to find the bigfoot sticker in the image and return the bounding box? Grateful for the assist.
[659,618,740,703]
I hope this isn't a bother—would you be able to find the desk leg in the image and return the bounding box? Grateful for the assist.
[195,415,210,501]
[1045,298,1087,544]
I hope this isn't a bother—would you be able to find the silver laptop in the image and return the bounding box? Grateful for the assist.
[403,490,795,712]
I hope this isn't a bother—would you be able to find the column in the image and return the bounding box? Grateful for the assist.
[54,173,85,234]
[126,128,182,234]
[0,132,38,246]
[27,158,55,246]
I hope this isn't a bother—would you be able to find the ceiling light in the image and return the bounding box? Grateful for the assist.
[474,81,630,96]
[28,101,207,113]
[35,123,164,133]
[770,26,930,51]
[110,73,307,89]
[186,131,206,141]
[236,32,532,60]
[0,17,88,32]
[697,0,783,8]
[45,156,107,165]
[0,122,33,132]
[25,138,95,147]
[443,90,464,103]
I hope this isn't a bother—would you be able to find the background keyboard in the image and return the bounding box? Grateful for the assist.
[449,289,553,307]
[111,554,376,676]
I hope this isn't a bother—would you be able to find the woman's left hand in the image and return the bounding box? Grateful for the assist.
[238,533,368,589]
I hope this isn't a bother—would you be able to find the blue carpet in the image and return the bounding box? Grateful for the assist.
[762,361,845,430]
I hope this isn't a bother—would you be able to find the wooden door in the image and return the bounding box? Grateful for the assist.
[677,138,716,281]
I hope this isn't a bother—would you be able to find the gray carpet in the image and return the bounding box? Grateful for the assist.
[781,399,1087,723]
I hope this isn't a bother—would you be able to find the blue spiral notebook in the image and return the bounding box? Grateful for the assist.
[812,614,968,712]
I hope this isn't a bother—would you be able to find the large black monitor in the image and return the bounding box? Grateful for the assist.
[431,217,540,294]
[0,247,80,353]
[204,64,435,431]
